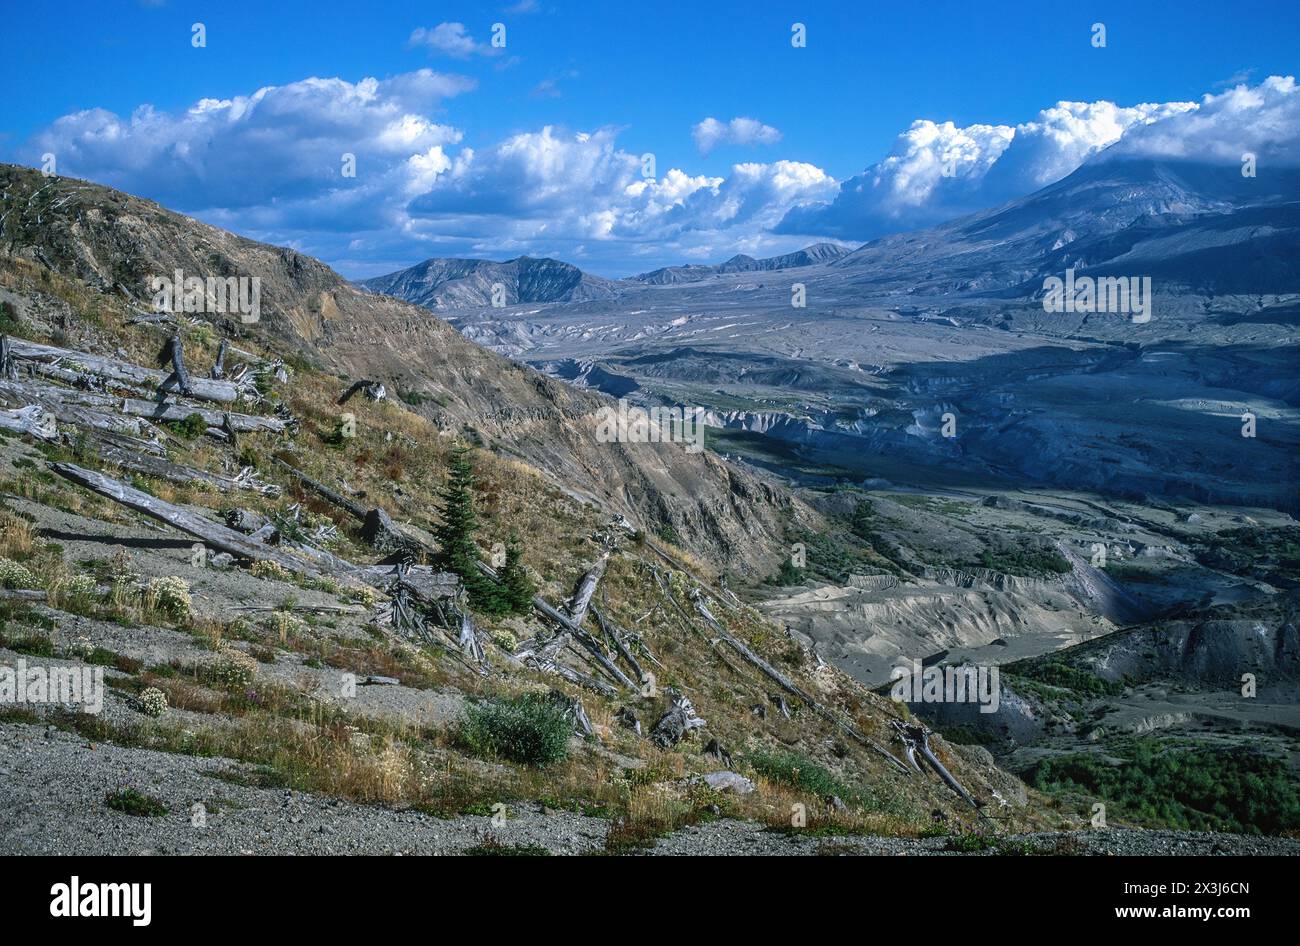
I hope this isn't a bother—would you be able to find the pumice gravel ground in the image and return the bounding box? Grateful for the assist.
[4,724,1296,856]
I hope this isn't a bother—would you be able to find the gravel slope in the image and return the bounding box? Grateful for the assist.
[4,723,1296,856]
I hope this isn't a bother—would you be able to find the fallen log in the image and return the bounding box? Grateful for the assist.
[272,456,368,520]
[688,586,909,775]
[0,588,47,602]
[591,605,646,686]
[94,444,278,495]
[534,658,618,697]
[0,404,57,440]
[48,461,366,586]
[6,337,242,403]
[0,381,163,441]
[894,721,980,809]
[230,603,365,615]
[32,387,286,433]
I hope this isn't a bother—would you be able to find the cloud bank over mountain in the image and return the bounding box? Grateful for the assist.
[21,70,1298,276]
[780,76,1300,241]
[777,100,1197,239]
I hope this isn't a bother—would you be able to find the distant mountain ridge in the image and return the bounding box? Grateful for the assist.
[359,256,621,308]
[830,157,1300,296]
[632,242,851,284]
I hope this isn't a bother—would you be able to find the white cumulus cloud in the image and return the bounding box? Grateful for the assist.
[407,23,499,59]
[779,97,1201,239]
[692,117,783,155]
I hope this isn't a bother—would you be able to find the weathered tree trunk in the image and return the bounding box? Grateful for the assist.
[0,404,57,440]
[271,456,368,519]
[0,381,161,440]
[0,380,285,433]
[591,605,646,685]
[688,587,910,774]
[564,551,609,626]
[894,721,980,808]
[0,335,16,381]
[651,691,706,748]
[5,337,242,403]
[49,461,370,587]
[210,339,228,380]
[95,443,273,493]
[163,332,193,396]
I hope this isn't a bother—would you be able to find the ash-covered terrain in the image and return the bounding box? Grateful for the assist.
[363,153,1300,831]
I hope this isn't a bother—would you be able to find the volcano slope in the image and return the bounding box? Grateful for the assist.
[0,164,1111,855]
[0,164,797,578]
[363,156,1300,839]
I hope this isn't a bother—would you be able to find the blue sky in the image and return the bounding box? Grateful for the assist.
[2,0,1298,277]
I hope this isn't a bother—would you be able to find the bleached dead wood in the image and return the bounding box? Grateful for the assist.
[535,658,618,697]
[0,378,283,433]
[0,588,47,601]
[337,380,386,405]
[161,332,193,397]
[893,721,979,808]
[210,339,228,380]
[454,606,486,665]
[6,337,242,403]
[230,603,364,615]
[271,456,368,519]
[0,404,57,440]
[0,381,162,441]
[360,564,459,602]
[591,605,646,685]
[0,335,15,381]
[550,690,594,738]
[564,551,609,626]
[50,389,284,433]
[95,443,278,495]
[651,691,706,748]
[687,585,910,775]
[49,461,370,586]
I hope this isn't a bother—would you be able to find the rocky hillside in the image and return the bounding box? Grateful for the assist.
[0,167,1092,856]
[359,256,620,308]
[0,164,793,577]
[632,242,850,284]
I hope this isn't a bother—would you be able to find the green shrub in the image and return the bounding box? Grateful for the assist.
[166,412,209,440]
[0,300,21,334]
[977,544,1071,576]
[459,693,571,767]
[105,787,168,817]
[748,748,857,803]
[1026,740,1300,835]
[1011,660,1123,698]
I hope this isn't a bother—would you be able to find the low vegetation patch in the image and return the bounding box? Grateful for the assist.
[458,693,572,767]
[104,787,168,817]
[1026,739,1300,835]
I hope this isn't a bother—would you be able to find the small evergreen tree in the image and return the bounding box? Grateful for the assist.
[498,532,535,615]
[433,446,501,612]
